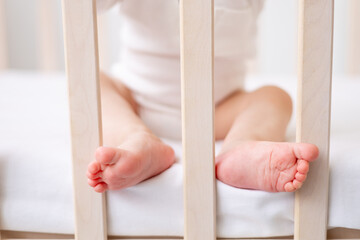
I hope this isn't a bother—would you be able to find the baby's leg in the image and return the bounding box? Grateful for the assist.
[87,72,175,193]
[215,86,318,192]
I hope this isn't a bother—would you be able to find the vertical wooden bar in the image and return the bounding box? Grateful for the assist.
[180,0,216,239]
[61,1,107,240]
[295,0,334,239]
[0,0,8,69]
[37,0,59,71]
[97,14,110,71]
[347,0,360,76]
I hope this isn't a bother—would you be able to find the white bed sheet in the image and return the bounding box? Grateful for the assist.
[0,71,359,237]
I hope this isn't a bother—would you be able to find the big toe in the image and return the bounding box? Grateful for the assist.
[293,143,319,162]
[95,146,118,165]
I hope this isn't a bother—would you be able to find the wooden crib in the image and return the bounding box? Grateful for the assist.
[1,0,360,239]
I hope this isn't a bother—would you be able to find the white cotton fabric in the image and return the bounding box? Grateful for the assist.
[97,0,263,139]
[1,71,360,237]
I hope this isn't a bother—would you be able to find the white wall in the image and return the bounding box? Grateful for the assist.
[1,0,356,76]
[255,0,350,76]
[3,0,64,70]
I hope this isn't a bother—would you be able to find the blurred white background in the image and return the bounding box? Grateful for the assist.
[0,0,359,76]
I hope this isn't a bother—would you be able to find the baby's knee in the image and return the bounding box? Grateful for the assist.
[257,86,293,112]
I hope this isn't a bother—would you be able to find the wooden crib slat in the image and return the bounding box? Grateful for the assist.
[62,0,107,240]
[295,0,334,239]
[37,0,59,71]
[348,0,360,76]
[180,0,216,239]
[0,0,8,70]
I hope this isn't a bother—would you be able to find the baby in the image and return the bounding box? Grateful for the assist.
[87,0,319,193]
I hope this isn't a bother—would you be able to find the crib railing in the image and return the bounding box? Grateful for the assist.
[295,0,333,238]
[180,0,216,239]
[0,0,336,239]
[37,0,60,71]
[62,1,107,239]
[348,0,360,76]
[60,0,334,239]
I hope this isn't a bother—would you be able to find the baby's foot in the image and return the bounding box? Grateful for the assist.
[87,132,175,192]
[215,141,319,192]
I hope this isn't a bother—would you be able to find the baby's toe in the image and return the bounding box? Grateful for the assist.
[295,172,307,182]
[88,178,103,188]
[87,170,102,180]
[293,179,303,189]
[94,182,108,193]
[88,161,101,174]
[284,176,305,192]
[95,146,118,165]
[284,182,296,192]
[293,143,319,162]
[303,143,319,161]
[297,159,309,174]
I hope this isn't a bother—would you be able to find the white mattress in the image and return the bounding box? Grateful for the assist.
[1,71,360,237]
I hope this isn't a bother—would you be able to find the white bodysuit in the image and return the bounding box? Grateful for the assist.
[98,0,264,139]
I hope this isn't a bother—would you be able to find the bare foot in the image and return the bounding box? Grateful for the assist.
[215,141,319,192]
[87,132,175,193]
